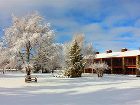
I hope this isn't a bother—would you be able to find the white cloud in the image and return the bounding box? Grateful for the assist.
[0,0,140,52]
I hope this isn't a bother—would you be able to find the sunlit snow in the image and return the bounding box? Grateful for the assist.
[0,73,139,105]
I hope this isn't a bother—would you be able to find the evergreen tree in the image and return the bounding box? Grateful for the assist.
[64,40,85,78]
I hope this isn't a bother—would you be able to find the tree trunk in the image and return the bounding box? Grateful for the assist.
[26,41,31,64]
[26,66,31,79]
[25,41,32,78]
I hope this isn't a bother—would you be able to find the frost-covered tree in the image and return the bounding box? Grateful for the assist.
[0,38,13,70]
[64,40,85,78]
[82,42,108,77]
[34,42,63,73]
[3,12,56,76]
[73,34,96,70]
[83,43,96,69]
[73,33,84,47]
[91,62,108,77]
[63,34,97,77]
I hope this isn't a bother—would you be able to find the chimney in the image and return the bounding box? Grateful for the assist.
[96,52,99,54]
[121,48,128,52]
[106,50,112,53]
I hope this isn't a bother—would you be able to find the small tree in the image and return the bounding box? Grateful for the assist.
[73,34,96,72]
[64,40,85,78]
[92,62,108,77]
[83,43,96,69]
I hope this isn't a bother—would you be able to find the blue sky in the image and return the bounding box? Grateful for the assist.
[0,0,140,52]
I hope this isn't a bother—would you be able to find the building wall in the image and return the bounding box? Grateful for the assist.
[84,55,140,75]
[101,56,137,75]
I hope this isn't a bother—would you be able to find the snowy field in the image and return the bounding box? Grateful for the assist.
[0,73,140,105]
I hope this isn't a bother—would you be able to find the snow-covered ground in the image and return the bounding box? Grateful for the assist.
[0,73,140,105]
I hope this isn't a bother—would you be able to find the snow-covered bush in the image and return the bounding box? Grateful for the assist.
[91,62,108,77]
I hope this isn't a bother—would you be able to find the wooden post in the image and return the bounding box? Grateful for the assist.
[122,57,126,74]
[2,68,5,74]
[111,58,113,74]
[136,55,140,75]
[136,55,140,68]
